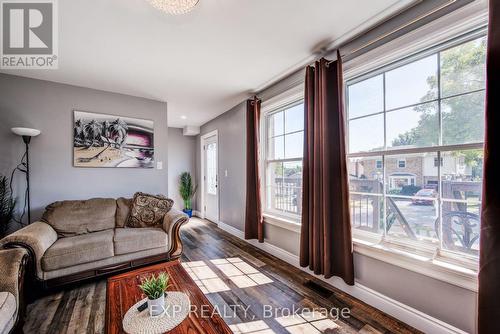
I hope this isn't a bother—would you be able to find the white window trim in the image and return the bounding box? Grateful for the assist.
[343,0,488,79]
[263,213,301,233]
[259,212,478,291]
[255,5,487,291]
[353,237,478,291]
[342,8,486,289]
[260,85,304,222]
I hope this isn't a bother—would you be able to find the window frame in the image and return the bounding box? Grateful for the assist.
[345,28,487,270]
[261,89,305,223]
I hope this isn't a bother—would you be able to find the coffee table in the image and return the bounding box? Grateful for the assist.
[105,260,233,334]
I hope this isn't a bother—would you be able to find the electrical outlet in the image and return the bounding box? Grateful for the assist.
[225,169,228,177]
[156,161,163,170]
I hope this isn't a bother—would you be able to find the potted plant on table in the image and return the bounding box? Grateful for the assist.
[138,272,170,317]
[179,172,197,218]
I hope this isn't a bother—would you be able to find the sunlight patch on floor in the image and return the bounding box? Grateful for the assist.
[275,313,339,334]
[210,258,273,288]
[230,320,275,334]
[182,261,231,293]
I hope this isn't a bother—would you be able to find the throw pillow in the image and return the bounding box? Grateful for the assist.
[126,192,173,228]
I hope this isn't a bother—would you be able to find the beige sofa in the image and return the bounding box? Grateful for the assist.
[0,248,28,334]
[0,197,189,288]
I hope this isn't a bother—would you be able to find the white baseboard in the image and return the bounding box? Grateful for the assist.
[193,210,203,218]
[216,221,468,334]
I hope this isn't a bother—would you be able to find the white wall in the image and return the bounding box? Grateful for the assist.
[168,128,197,210]
[196,102,247,229]
[0,74,169,223]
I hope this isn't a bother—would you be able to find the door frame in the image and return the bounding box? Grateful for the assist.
[200,129,219,223]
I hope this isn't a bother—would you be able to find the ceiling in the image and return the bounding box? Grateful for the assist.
[2,0,412,128]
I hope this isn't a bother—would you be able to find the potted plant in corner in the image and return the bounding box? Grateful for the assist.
[138,272,170,317]
[179,172,197,218]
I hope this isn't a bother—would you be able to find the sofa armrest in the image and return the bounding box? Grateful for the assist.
[162,209,189,259]
[0,221,57,279]
[0,248,28,301]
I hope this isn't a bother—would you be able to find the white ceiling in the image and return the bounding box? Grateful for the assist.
[2,0,411,128]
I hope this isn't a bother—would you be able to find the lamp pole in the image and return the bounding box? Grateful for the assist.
[11,127,40,225]
[23,135,31,224]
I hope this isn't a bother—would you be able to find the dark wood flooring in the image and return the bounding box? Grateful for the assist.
[23,218,420,334]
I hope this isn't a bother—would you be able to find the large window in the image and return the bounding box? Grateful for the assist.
[347,33,486,261]
[264,101,304,219]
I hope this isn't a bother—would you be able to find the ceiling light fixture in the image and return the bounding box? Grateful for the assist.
[148,0,199,15]
[181,115,187,120]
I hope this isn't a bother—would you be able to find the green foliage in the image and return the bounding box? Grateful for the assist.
[273,164,302,177]
[452,149,484,180]
[138,272,170,300]
[179,172,197,210]
[392,37,486,148]
[0,175,16,238]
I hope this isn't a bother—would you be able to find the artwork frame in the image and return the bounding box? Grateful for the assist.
[73,110,155,168]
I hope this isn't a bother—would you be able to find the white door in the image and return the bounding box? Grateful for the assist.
[203,135,218,222]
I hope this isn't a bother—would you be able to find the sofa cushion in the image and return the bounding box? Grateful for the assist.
[0,292,16,334]
[114,228,167,255]
[116,197,132,228]
[42,198,117,237]
[126,192,173,228]
[41,230,114,271]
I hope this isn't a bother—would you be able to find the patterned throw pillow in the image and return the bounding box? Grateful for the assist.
[126,192,173,228]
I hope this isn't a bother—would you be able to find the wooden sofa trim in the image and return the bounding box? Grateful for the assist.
[2,213,189,290]
[4,250,29,334]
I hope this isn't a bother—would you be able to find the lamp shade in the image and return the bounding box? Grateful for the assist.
[11,127,41,137]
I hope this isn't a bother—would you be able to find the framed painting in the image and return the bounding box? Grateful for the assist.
[73,110,154,168]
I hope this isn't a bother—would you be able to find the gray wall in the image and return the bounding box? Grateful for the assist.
[0,73,168,223]
[168,128,197,210]
[196,102,246,230]
[196,100,477,334]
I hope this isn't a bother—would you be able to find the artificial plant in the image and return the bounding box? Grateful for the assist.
[179,172,197,210]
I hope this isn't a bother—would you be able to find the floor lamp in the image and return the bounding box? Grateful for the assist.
[11,127,41,224]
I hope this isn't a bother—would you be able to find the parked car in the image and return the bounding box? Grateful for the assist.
[412,189,437,206]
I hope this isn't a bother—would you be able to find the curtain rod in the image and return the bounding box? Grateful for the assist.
[321,0,458,65]
[255,0,475,99]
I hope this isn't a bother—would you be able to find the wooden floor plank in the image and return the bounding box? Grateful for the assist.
[23,217,420,334]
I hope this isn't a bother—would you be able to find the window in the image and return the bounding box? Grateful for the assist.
[206,142,217,195]
[264,101,304,218]
[434,157,444,167]
[347,33,486,262]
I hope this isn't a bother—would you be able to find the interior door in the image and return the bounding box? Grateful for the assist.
[204,135,218,222]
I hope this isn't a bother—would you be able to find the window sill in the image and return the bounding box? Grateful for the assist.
[262,214,478,291]
[263,213,301,233]
[353,238,478,292]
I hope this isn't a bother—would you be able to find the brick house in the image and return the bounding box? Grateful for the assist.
[349,153,471,191]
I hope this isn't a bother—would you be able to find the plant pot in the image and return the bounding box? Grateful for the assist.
[182,209,193,218]
[148,294,165,317]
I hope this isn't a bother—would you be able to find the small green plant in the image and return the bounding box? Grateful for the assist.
[0,175,16,238]
[179,172,197,210]
[138,272,170,300]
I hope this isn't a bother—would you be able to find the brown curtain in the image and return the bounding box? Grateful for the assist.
[245,97,264,243]
[478,1,500,332]
[300,54,354,285]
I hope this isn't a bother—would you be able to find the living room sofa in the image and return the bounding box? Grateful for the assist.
[0,197,189,288]
[0,248,28,334]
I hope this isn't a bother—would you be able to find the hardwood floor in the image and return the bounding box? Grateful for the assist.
[23,218,420,334]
